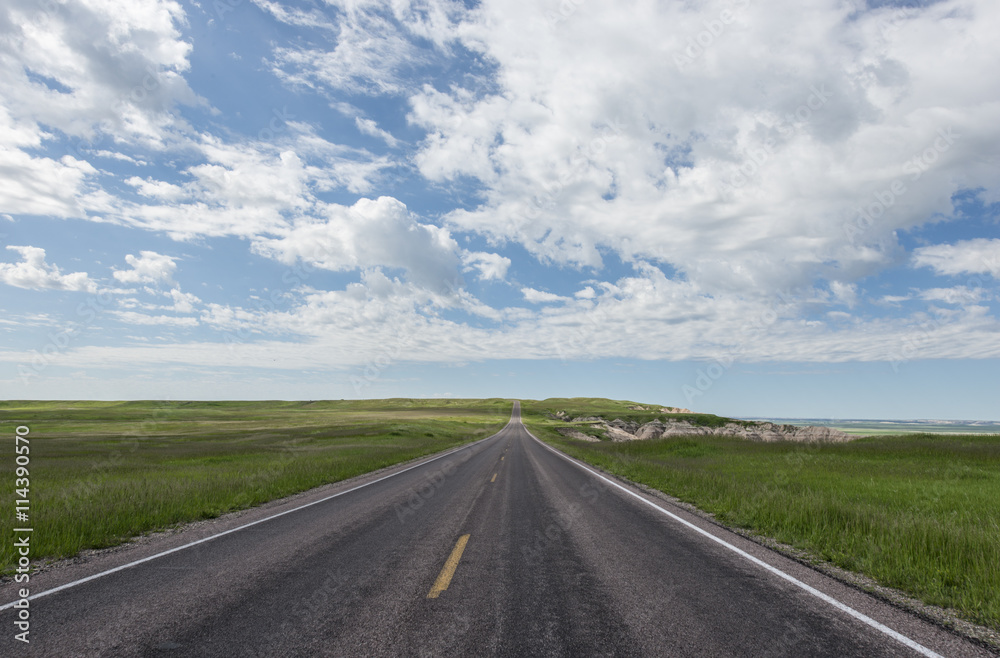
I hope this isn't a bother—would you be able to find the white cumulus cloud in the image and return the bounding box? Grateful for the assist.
[113,251,177,285]
[462,251,511,281]
[0,245,95,292]
[413,0,1000,298]
[252,196,462,291]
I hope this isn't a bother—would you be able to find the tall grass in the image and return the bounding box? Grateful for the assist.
[523,407,1000,631]
[0,399,511,573]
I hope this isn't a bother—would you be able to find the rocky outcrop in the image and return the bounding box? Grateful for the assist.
[555,427,601,442]
[632,420,851,442]
[601,423,640,442]
[561,416,851,443]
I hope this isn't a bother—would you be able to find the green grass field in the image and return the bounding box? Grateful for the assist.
[5,395,998,633]
[0,399,511,574]
[521,398,1000,631]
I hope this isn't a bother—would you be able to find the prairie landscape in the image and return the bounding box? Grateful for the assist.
[4,397,998,638]
[522,398,1000,632]
[0,399,511,573]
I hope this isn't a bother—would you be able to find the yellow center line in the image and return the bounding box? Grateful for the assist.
[501,456,504,461]
[427,534,471,599]
[491,473,497,482]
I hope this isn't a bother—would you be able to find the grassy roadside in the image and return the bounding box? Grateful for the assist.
[520,398,1000,632]
[0,399,511,574]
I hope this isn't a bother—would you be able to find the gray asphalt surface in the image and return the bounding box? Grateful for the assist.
[1,402,994,657]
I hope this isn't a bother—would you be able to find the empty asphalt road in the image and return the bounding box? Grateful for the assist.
[1,402,994,657]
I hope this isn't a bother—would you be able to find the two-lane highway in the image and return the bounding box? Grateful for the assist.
[1,402,993,656]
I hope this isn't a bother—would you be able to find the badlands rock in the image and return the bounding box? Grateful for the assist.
[561,416,851,443]
[555,427,601,442]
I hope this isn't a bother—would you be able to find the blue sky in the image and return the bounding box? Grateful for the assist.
[1,0,998,419]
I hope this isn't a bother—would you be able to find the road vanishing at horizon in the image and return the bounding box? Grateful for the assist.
[2,402,995,657]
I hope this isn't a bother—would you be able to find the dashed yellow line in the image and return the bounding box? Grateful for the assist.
[491,473,497,483]
[427,534,471,599]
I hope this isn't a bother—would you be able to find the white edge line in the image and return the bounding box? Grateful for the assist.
[524,427,944,658]
[1,420,514,612]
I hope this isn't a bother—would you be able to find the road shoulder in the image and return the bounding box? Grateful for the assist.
[529,432,1000,657]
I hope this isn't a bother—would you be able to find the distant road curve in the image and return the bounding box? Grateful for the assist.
[1,401,993,656]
